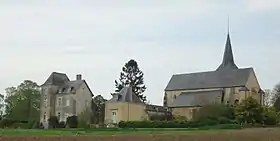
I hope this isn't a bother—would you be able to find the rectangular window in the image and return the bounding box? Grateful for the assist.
[112,111,117,123]
[57,97,62,106]
[66,99,70,106]
[57,112,61,121]
[43,98,48,108]
[43,112,47,122]
[64,113,69,121]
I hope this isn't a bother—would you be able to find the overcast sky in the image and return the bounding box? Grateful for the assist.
[0,0,279,105]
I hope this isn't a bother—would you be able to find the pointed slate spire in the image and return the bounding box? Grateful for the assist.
[216,33,238,71]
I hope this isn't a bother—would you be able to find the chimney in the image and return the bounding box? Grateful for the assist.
[76,74,82,80]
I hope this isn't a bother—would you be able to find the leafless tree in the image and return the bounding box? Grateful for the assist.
[263,89,273,106]
[271,83,280,105]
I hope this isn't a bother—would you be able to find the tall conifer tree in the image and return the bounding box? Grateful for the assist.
[115,59,147,102]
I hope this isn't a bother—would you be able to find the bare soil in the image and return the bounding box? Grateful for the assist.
[0,128,279,141]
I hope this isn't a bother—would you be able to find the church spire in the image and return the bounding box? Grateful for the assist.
[216,22,238,71]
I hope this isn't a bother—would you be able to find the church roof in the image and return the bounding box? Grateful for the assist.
[216,34,238,70]
[165,68,253,91]
[165,33,253,91]
[169,90,223,107]
[107,86,143,103]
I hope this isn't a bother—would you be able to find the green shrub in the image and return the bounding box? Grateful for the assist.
[77,119,89,129]
[174,115,188,121]
[36,122,44,129]
[150,115,165,121]
[217,117,237,124]
[118,120,236,128]
[149,112,173,121]
[48,116,59,129]
[66,116,78,128]
[194,118,218,126]
[57,121,66,128]
[263,107,279,125]
[235,97,264,125]
[0,118,17,128]
[193,104,235,121]
[118,120,241,129]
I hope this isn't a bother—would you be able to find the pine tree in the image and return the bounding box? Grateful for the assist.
[115,59,147,102]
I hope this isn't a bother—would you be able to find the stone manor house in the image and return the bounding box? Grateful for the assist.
[39,73,93,129]
[39,33,264,127]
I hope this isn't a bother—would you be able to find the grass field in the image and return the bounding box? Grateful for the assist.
[0,128,279,141]
[0,124,242,135]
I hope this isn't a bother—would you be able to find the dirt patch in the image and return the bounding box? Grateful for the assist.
[0,128,279,141]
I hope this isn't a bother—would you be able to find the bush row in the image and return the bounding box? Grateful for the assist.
[0,118,38,129]
[0,115,79,129]
[48,116,78,129]
[119,118,237,128]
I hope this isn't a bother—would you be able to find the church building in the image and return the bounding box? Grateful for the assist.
[164,33,264,119]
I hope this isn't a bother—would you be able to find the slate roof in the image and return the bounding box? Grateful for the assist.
[165,68,253,91]
[169,90,223,107]
[42,72,69,86]
[42,72,94,96]
[107,86,143,103]
[165,33,254,91]
[57,80,84,93]
[217,34,238,71]
[57,80,94,96]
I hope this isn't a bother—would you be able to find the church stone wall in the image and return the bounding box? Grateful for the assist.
[245,71,261,104]
[166,85,261,119]
[165,88,222,107]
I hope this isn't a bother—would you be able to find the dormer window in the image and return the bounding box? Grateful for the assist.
[58,88,65,93]
[70,87,75,93]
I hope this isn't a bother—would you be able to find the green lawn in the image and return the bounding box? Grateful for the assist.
[0,128,236,135]
[0,124,242,135]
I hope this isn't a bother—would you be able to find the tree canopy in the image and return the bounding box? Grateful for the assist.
[271,83,280,103]
[4,80,40,122]
[0,93,4,118]
[272,83,280,111]
[115,59,147,102]
[92,95,107,124]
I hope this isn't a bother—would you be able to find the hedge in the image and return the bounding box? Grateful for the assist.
[119,118,237,128]
[0,118,31,128]
[66,116,78,128]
